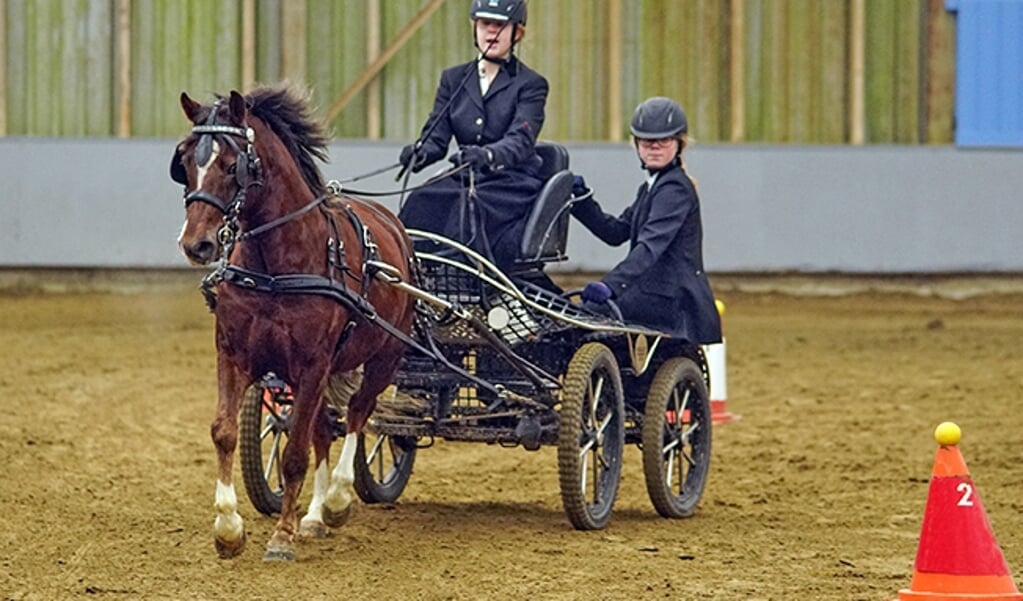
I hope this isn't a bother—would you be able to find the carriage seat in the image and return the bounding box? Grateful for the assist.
[516,142,573,267]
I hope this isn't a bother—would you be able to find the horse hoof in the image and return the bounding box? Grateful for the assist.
[298,521,330,540]
[214,531,247,559]
[263,544,296,562]
[322,503,353,528]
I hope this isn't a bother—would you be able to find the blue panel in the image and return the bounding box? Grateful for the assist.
[948,0,1023,147]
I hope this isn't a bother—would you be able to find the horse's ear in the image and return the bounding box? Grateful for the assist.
[181,92,203,123]
[229,91,247,124]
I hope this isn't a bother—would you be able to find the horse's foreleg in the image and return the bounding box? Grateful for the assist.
[211,358,246,559]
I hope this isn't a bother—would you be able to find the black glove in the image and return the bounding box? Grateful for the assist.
[449,145,493,171]
[572,174,590,198]
[399,144,429,173]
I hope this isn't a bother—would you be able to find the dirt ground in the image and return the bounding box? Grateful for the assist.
[2,271,1021,601]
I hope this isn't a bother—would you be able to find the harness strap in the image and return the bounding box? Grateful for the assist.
[215,264,508,396]
[238,193,330,240]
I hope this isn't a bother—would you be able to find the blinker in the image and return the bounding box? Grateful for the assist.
[170,148,188,184]
[235,155,250,186]
[196,135,213,166]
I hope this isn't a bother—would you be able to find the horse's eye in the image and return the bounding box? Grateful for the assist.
[227,163,238,175]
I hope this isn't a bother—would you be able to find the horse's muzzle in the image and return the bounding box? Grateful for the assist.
[181,237,220,266]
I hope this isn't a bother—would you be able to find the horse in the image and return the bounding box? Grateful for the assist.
[172,85,416,561]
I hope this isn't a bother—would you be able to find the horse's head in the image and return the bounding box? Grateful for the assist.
[173,90,262,266]
[173,86,329,267]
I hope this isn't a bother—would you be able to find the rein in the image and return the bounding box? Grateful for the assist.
[328,162,471,198]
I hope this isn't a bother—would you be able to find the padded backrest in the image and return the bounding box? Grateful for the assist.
[535,142,569,182]
[518,142,573,265]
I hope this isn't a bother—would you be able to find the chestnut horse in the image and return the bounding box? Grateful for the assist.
[172,86,415,561]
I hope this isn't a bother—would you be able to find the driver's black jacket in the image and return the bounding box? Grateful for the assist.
[399,55,549,268]
[571,160,722,344]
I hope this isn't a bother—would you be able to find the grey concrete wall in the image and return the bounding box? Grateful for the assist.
[1,137,1020,271]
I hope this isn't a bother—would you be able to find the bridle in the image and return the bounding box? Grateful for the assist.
[178,100,265,256]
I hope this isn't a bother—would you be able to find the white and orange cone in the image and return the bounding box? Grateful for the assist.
[705,299,739,425]
[895,422,1023,600]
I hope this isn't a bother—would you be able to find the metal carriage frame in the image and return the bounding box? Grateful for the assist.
[238,144,714,530]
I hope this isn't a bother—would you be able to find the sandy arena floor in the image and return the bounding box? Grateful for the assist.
[1,272,1021,600]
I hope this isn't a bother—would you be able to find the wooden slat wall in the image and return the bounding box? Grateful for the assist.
[1,0,957,144]
[923,0,954,144]
[5,0,113,136]
[132,0,241,137]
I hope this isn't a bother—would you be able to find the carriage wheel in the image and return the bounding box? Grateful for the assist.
[557,342,625,530]
[239,384,288,516]
[353,431,417,504]
[641,357,712,518]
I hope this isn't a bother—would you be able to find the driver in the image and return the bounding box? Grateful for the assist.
[396,0,548,269]
[570,97,722,344]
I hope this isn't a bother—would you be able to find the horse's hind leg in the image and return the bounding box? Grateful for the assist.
[316,368,365,528]
[298,373,357,538]
[211,358,247,559]
[264,371,332,562]
[323,354,401,525]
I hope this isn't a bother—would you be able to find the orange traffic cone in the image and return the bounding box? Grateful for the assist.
[896,422,1023,600]
[705,299,739,424]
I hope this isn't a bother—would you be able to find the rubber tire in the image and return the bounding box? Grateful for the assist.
[239,384,286,516]
[641,357,712,518]
[353,431,417,504]
[557,342,625,530]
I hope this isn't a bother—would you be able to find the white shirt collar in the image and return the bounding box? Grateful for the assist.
[477,55,492,96]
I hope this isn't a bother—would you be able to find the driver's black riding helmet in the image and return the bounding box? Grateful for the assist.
[470,0,527,24]
[630,96,688,139]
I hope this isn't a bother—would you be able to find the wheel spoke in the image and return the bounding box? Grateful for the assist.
[677,387,691,413]
[664,449,676,489]
[264,430,283,485]
[579,451,589,494]
[662,437,680,453]
[681,421,700,445]
[594,411,613,438]
[589,376,605,424]
[365,434,385,467]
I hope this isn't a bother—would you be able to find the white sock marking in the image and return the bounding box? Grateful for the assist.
[213,480,244,541]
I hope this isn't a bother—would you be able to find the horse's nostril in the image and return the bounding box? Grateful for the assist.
[196,241,216,263]
[184,241,217,265]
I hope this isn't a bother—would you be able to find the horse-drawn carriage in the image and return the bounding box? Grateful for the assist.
[174,86,711,560]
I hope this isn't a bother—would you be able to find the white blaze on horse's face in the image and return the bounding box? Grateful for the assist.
[195,139,222,191]
[176,138,223,255]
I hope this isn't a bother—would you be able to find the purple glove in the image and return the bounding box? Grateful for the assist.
[449,145,493,171]
[582,281,612,303]
[572,174,589,197]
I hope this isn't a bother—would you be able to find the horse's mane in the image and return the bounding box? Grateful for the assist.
[244,85,329,193]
